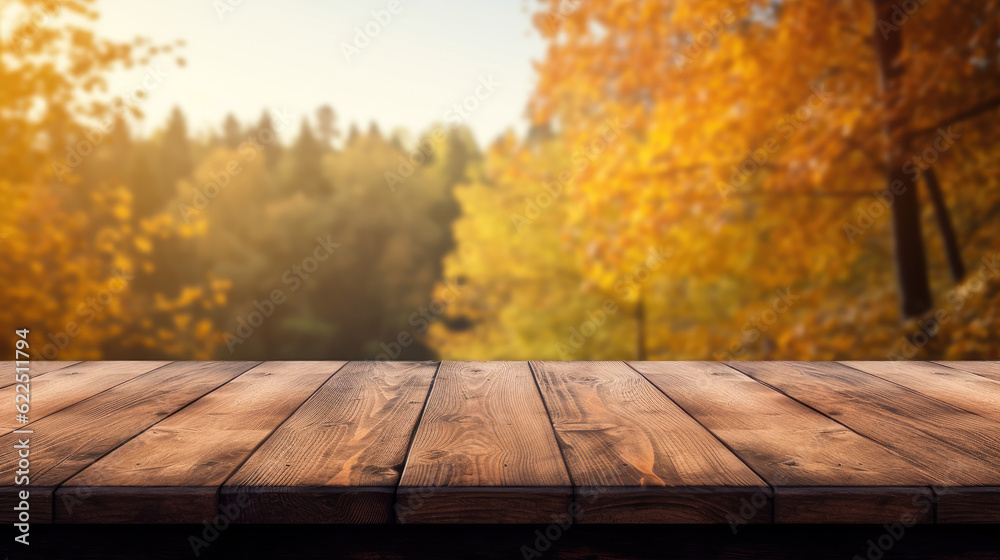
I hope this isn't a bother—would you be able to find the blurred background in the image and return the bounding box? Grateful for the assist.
[2,0,999,362]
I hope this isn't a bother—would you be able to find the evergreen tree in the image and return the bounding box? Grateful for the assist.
[222,113,242,150]
[157,106,193,206]
[345,123,361,147]
[251,111,284,169]
[289,119,330,195]
[315,105,338,149]
[128,144,159,217]
[108,115,133,179]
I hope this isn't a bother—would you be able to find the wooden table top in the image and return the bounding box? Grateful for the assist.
[2,360,999,525]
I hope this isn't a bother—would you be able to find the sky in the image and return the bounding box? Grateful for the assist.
[93,0,546,145]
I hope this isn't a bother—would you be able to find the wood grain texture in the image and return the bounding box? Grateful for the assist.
[0,361,80,389]
[397,361,571,523]
[729,361,1000,523]
[222,361,437,523]
[631,361,937,523]
[56,361,341,523]
[4,360,1000,526]
[934,361,1000,383]
[1,361,170,433]
[842,361,1000,423]
[0,361,258,524]
[772,487,934,525]
[935,487,1000,524]
[531,361,768,523]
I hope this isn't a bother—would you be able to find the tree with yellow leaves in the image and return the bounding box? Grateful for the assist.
[431,0,1000,360]
[1,0,228,360]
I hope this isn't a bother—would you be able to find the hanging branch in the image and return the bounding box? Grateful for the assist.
[907,95,1000,140]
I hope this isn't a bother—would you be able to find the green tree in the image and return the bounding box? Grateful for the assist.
[250,111,284,169]
[316,105,338,149]
[222,113,243,150]
[156,106,194,208]
[288,118,330,195]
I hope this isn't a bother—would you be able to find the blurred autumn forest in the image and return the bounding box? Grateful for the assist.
[2,0,1000,362]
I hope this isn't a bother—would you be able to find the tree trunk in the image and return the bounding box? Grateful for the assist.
[636,290,647,361]
[923,167,966,282]
[871,0,933,317]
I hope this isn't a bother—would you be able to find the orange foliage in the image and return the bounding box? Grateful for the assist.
[1,0,227,360]
[431,0,1000,360]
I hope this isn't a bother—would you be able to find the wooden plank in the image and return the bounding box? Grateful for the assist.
[630,361,936,523]
[929,363,1000,523]
[728,361,1000,523]
[530,361,768,523]
[843,361,1000,423]
[222,361,437,523]
[935,487,1000,524]
[934,361,1000,383]
[55,362,342,523]
[1,361,171,434]
[0,361,258,524]
[396,361,571,523]
[0,361,79,389]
